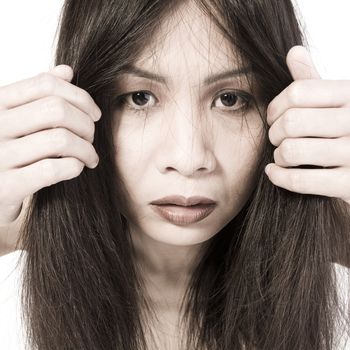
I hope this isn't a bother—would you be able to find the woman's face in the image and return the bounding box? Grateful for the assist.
[113,2,265,247]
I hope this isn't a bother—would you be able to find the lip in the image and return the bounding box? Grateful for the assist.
[150,195,216,207]
[150,203,216,226]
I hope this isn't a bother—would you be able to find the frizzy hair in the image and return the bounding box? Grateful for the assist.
[12,0,350,349]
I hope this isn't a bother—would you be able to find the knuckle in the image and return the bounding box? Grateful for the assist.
[266,103,273,119]
[65,157,85,177]
[89,142,97,156]
[74,86,93,107]
[289,171,303,192]
[281,109,298,136]
[268,127,276,145]
[286,81,302,105]
[35,72,57,95]
[84,116,95,143]
[39,159,58,184]
[72,158,84,172]
[49,128,70,152]
[80,88,93,103]
[279,139,296,162]
[87,117,96,143]
[86,141,97,159]
[42,95,66,116]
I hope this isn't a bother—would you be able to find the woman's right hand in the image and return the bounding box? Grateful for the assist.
[0,65,101,227]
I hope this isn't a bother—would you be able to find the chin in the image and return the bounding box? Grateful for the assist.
[138,216,228,246]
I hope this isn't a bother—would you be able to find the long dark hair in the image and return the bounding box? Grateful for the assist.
[13,0,350,349]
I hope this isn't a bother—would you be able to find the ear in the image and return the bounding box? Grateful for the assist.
[48,65,74,82]
[286,45,321,80]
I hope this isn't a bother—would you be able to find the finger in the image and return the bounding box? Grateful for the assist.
[286,45,321,80]
[48,64,74,81]
[0,67,101,121]
[0,157,85,207]
[0,64,73,109]
[267,45,322,126]
[264,163,350,199]
[268,107,350,147]
[273,137,350,168]
[0,96,95,143]
[266,79,350,126]
[0,128,99,172]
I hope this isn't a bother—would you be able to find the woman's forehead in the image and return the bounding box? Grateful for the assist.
[132,1,242,79]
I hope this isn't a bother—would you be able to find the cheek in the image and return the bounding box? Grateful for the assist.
[112,116,158,200]
[223,122,265,199]
[113,109,265,191]
[113,120,141,188]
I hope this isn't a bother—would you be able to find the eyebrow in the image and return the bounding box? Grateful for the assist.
[120,65,253,86]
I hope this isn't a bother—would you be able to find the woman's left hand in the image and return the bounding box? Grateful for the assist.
[265,45,350,205]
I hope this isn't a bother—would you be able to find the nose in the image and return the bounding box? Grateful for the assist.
[155,105,217,177]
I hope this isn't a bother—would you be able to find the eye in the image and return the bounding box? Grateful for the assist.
[211,90,252,112]
[116,90,157,111]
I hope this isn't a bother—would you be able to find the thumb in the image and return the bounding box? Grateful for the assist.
[286,45,321,80]
[48,64,74,82]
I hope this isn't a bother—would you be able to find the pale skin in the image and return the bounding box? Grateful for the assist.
[266,45,350,209]
[112,4,350,346]
[0,66,101,255]
[0,5,349,349]
[112,5,265,340]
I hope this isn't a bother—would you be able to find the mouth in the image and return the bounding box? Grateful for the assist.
[150,195,216,207]
[149,195,217,225]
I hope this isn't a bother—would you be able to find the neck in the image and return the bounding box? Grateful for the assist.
[129,224,207,280]
[131,227,209,323]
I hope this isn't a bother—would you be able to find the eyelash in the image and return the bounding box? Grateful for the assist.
[114,89,253,115]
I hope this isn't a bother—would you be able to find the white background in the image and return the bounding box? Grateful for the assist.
[0,0,349,86]
[0,3,349,348]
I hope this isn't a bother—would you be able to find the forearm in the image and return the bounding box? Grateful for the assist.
[0,197,30,257]
[0,223,20,257]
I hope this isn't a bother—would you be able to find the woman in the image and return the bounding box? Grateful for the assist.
[0,0,349,349]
